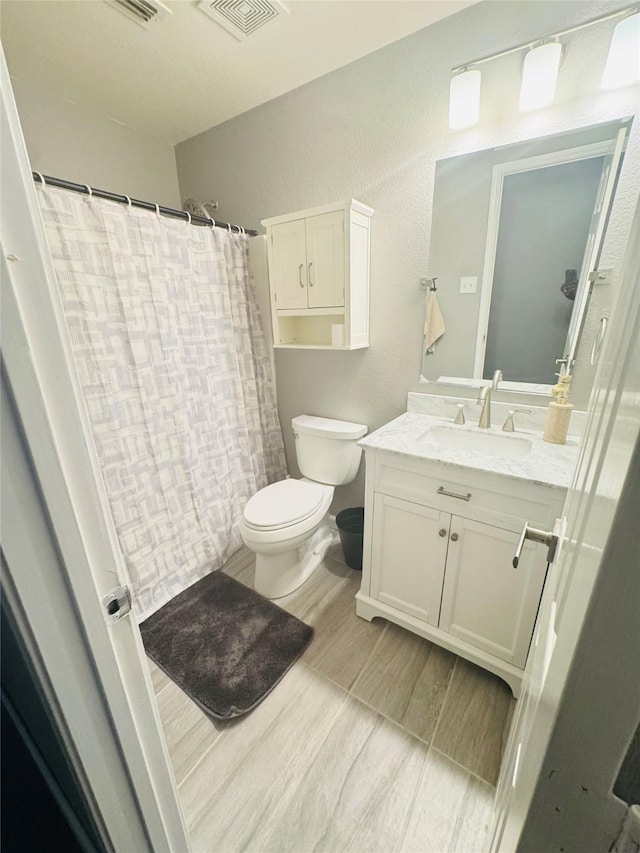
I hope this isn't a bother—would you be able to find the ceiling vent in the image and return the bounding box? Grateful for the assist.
[106,0,172,29]
[198,0,289,41]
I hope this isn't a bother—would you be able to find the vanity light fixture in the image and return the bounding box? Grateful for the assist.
[519,41,563,112]
[601,12,640,90]
[448,5,637,131]
[449,68,481,129]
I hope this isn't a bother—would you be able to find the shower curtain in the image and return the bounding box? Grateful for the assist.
[38,187,287,619]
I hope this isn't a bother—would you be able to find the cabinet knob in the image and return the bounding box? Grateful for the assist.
[450,532,459,542]
[439,528,447,537]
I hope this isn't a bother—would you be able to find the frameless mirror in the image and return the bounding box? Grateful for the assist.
[421,117,632,394]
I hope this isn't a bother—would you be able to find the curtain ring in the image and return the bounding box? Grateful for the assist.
[209,217,216,229]
[123,195,132,210]
[185,211,191,226]
[227,222,232,235]
[34,172,46,189]
[83,184,93,198]
[155,203,161,218]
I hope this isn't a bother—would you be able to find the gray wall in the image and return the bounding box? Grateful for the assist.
[176,0,639,510]
[10,77,180,207]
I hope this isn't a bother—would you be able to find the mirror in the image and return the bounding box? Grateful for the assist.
[421,118,632,394]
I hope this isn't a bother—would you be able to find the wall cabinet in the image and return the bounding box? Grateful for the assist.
[262,200,373,349]
[357,450,565,697]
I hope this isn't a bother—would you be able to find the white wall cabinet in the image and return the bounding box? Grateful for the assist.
[262,200,373,349]
[356,450,565,696]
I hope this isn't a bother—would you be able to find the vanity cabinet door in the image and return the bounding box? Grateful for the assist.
[305,211,345,309]
[270,218,308,310]
[370,493,449,626]
[439,517,547,668]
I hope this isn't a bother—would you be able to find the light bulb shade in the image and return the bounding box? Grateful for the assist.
[601,13,640,90]
[519,42,562,111]
[449,69,481,129]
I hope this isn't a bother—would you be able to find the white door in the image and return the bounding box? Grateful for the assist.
[270,218,307,309]
[370,494,449,626]
[1,52,189,852]
[439,517,545,668]
[564,124,629,361]
[305,210,345,308]
[488,197,640,851]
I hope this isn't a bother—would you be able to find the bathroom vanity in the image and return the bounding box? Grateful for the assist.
[356,409,579,697]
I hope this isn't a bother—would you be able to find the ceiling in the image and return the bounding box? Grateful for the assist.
[0,0,476,144]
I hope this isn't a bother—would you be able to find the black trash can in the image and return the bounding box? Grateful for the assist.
[336,507,365,571]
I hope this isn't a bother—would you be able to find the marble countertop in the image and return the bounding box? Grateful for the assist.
[359,412,579,490]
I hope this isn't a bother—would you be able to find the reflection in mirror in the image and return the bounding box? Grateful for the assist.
[421,118,632,393]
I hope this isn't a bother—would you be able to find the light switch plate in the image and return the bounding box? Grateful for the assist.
[460,276,477,294]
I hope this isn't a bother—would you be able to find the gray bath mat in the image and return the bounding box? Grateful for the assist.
[140,571,313,720]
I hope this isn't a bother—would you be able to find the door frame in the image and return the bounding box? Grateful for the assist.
[472,137,619,380]
[1,50,190,852]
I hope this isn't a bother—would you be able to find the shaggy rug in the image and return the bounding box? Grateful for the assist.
[140,571,313,720]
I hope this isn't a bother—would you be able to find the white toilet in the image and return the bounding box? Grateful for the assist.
[240,415,367,599]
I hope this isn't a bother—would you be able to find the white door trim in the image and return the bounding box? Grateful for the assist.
[1,49,190,852]
[472,139,616,379]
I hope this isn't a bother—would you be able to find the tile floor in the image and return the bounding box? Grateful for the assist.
[147,543,516,853]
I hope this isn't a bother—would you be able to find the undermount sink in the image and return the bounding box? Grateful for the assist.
[419,425,533,458]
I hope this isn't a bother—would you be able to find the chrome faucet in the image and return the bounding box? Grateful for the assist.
[477,386,492,429]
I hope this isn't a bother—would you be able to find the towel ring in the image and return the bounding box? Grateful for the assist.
[34,172,46,189]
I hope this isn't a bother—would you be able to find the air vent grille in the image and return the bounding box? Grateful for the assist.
[107,0,171,28]
[198,0,288,41]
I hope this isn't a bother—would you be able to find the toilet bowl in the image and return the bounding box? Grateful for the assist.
[241,415,367,599]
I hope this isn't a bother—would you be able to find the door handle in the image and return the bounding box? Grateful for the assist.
[308,262,314,286]
[298,263,305,288]
[590,316,609,365]
[513,523,558,568]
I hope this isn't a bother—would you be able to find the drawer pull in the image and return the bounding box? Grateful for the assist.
[450,532,459,542]
[437,486,471,502]
[438,528,447,537]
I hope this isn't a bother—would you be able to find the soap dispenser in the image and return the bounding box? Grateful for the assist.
[543,358,574,445]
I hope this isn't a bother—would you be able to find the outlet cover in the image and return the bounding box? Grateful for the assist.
[460,276,478,294]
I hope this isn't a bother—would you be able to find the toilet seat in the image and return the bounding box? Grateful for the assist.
[243,478,329,531]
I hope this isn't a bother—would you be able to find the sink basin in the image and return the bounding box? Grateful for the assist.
[419,426,533,458]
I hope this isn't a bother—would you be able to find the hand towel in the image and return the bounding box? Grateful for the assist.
[424,290,445,354]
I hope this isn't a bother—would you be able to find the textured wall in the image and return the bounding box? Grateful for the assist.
[176,0,639,510]
[11,77,181,207]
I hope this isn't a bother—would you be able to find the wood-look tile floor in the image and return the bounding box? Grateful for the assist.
[147,542,516,853]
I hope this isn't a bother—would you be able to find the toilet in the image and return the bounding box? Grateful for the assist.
[241,415,367,599]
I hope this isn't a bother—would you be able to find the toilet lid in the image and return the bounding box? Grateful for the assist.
[244,479,326,529]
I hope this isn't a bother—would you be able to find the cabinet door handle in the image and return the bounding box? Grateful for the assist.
[298,263,305,288]
[437,486,471,501]
[450,532,459,542]
[438,528,447,537]
[308,261,314,286]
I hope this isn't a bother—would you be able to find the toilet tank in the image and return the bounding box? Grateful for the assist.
[292,415,368,486]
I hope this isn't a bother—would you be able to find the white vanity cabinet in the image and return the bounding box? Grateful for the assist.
[262,200,373,349]
[357,449,565,697]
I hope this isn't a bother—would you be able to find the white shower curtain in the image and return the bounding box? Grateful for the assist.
[38,187,287,619]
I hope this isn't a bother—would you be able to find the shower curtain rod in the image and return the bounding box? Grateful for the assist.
[32,172,258,236]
